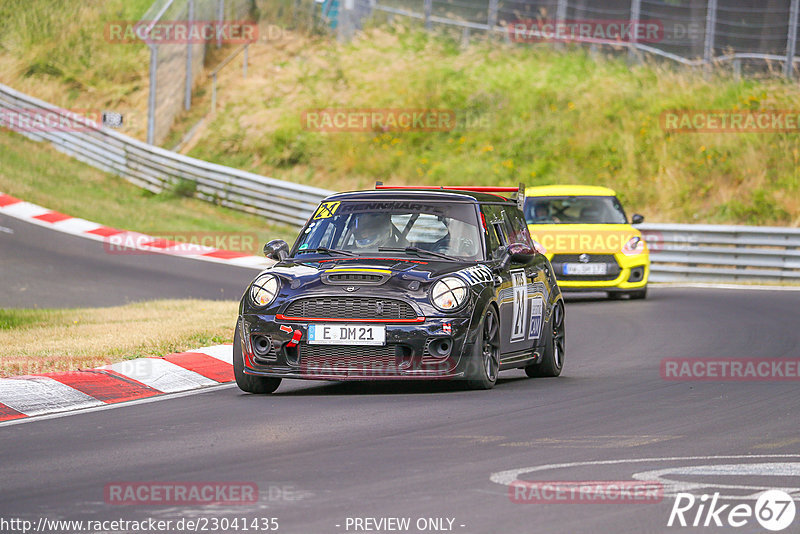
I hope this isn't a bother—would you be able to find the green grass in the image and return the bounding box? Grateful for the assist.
[0,0,152,94]
[185,26,800,226]
[2,2,799,227]
[0,131,297,246]
[0,299,238,376]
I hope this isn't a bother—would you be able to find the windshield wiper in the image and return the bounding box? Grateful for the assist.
[379,246,459,261]
[297,246,357,257]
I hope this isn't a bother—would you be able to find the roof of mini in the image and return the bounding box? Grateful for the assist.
[324,188,517,204]
[526,185,617,197]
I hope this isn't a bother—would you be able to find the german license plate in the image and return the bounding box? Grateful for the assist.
[563,263,607,275]
[308,324,386,346]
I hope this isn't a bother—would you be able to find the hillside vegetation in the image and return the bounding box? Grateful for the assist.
[1,1,798,226]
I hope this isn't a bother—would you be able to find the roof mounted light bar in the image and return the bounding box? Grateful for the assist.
[375,182,526,210]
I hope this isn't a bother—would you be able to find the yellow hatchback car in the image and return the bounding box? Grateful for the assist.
[524,185,649,299]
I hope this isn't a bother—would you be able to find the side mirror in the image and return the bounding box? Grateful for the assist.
[631,214,644,225]
[264,239,289,261]
[498,243,535,270]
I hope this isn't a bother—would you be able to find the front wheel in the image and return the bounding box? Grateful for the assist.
[525,301,565,378]
[233,322,282,394]
[629,286,648,300]
[466,307,500,390]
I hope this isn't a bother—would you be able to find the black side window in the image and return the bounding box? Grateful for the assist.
[503,208,534,248]
[481,205,508,259]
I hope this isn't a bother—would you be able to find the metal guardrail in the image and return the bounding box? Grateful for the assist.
[2,83,798,283]
[0,83,331,228]
[639,223,800,283]
[363,0,800,79]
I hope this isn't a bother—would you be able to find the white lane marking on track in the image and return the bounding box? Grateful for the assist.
[0,383,238,427]
[654,283,800,292]
[51,217,102,235]
[631,463,800,500]
[103,358,217,393]
[0,202,50,219]
[490,455,800,501]
[0,198,269,270]
[192,344,233,364]
[0,225,13,234]
[0,377,104,415]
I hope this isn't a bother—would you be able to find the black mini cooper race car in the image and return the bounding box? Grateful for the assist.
[234,185,565,393]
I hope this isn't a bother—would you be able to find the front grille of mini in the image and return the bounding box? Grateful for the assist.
[284,297,417,320]
[324,273,386,285]
[300,344,398,372]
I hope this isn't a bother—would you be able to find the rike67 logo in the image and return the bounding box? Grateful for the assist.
[668,490,796,531]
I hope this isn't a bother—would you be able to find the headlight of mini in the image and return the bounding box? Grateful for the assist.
[431,276,468,311]
[250,274,280,307]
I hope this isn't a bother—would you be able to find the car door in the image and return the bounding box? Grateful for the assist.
[481,204,535,356]
[502,206,552,351]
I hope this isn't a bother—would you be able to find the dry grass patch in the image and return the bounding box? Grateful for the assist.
[0,299,238,377]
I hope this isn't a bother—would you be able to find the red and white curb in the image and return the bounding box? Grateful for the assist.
[0,192,270,270]
[0,345,235,423]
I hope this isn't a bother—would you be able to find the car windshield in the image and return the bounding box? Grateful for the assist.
[524,196,627,224]
[294,200,483,260]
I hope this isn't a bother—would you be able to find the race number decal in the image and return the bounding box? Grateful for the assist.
[313,201,341,219]
[528,296,543,340]
[510,270,527,342]
[458,265,494,286]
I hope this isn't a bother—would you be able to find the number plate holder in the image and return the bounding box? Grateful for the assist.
[307,324,386,346]
[563,263,607,275]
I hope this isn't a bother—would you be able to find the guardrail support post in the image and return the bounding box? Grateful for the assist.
[703,0,718,77]
[487,0,498,38]
[785,0,799,79]
[424,0,432,30]
[217,0,225,49]
[338,0,355,41]
[212,73,218,111]
[555,0,568,50]
[243,44,248,78]
[184,0,195,111]
[147,44,158,145]
[628,0,642,63]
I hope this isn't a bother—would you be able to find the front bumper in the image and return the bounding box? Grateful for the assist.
[549,253,649,291]
[239,314,475,380]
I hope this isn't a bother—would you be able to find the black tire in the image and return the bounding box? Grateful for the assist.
[525,301,565,378]
[233,322,282,394]
[629,286,648,300]
[466,307,501,390]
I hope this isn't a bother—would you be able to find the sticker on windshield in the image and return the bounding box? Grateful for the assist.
[510,269,527,342]
[314,201,341,219]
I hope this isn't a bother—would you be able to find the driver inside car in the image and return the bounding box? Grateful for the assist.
[351,212,405,250]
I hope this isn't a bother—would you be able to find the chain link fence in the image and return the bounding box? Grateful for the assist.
[141,0,254,145]
[349,0,800,77]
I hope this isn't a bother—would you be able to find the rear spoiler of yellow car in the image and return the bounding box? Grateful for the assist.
[375,182,526,211]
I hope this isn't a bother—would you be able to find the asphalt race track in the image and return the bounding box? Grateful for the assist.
[0,214,256,307]
[2,217,800,533]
